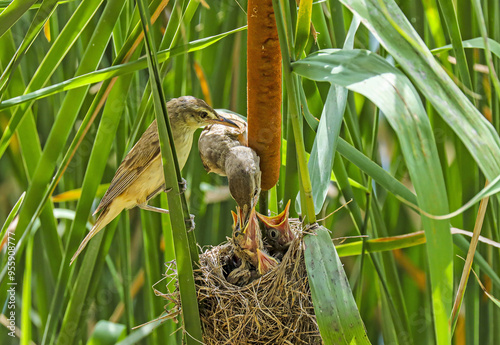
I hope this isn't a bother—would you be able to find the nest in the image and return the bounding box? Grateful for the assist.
[156,220,321,344]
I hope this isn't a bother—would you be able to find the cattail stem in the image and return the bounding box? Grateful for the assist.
[247,0,282,192]
[271,0,316,224]
[259,190,269,216]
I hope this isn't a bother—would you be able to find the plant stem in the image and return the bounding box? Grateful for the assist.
[259,190,269,215]
[272,0,316,224]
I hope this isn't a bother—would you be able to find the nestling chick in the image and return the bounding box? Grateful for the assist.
[198,113,260,222]
[257,200,295,253]
[71,96,238,264]
[227,207,278,286]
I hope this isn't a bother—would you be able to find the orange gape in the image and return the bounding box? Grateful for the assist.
[247,0,282,191]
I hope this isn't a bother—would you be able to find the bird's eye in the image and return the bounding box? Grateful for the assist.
[269,229,278,239]
[234,231,242,238]
[200,111,208,118]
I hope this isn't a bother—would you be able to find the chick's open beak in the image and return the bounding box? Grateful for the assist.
[257,249,278,275]
[231,209,239,229]
[242,207,259,250]
[212,113,240,128]
[256,200,295,244]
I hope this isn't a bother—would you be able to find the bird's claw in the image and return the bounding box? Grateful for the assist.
[178,178,187,194]
[186,214,195,232]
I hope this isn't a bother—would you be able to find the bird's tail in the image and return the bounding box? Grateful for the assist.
[70,204,120,265]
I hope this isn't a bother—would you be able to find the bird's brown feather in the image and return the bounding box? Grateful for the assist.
[94,120,160,215]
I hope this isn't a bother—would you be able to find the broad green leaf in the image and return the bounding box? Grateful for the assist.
[304,226,371,344]
[340,0,500,190]
[298,17,359,214]
[86,321,126,345]
[115,319,163,345]
[301,87,345,214]
[340,139,500,220]
[293,48,452,344]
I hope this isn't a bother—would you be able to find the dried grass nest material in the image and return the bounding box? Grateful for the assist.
[156,220,321,344]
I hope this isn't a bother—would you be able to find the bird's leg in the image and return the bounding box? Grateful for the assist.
[147,184,169,202]
[138,203,170,214]
[178,178,187,194]
[185,214,195,232]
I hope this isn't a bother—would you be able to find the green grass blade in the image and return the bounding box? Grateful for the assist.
[434,0,474,95]
[431,37,500,58]
[294,0,312,58]
[302,87,345,214]
[55,231,105,345]
[17,0,169,248]
[0,26,246,112]
[56,74,135,344]
[326,0,345,46]
[20,230,34,345]
[0,191,24,241]
[336,232,426,256]
[0,0,59,94]
[10,1,127,343]
[471,0,500,100]
[0,0,105,158]
[0,0,76,10]
[337,138,418,206]
[10,0,123,255]
[0,31,62,288]
[0,0,37,39]
[304,226,371,344]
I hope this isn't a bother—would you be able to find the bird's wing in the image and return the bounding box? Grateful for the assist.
[94,120,160,215]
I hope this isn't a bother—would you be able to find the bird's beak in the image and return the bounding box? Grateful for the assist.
[240,204,250,226]
[256,200,295,244]
[212,113,240,128]
[257,249,278,275]
[242,207,258,243]
[231,209,239,229]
